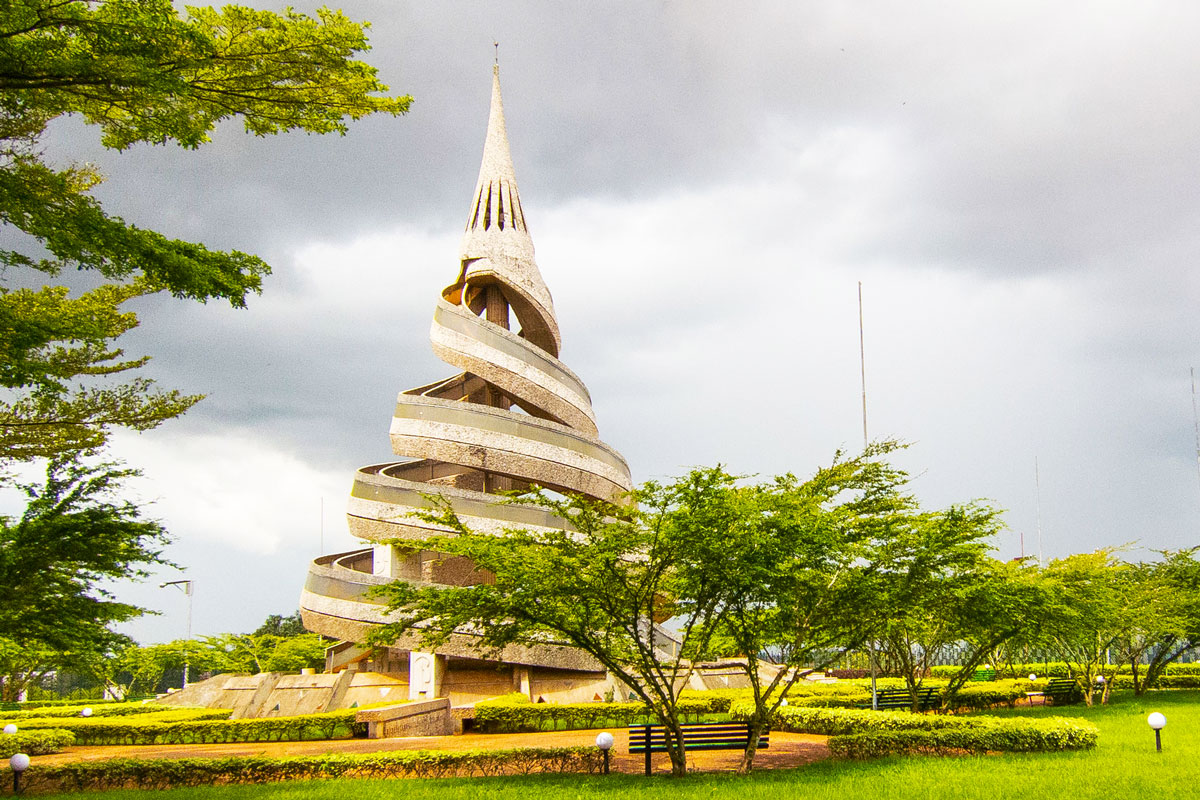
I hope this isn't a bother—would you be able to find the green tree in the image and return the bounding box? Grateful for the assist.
[1113,548,1200,695]
[253,611,308,638]
[370,476,735,778]
[689,444,914,772]
[0,0,411,461]
[204,630,325,674]
[1041,550,1134,705]
[0,456,168,698]
[867,500,1006,709]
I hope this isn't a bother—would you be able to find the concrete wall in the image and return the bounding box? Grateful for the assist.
[356,698,453,738]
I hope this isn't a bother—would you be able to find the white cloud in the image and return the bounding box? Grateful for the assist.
[110,430,353,556]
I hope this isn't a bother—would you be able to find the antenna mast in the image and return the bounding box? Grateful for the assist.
[859,281,868,450]
[1192,367,1200,499]
[1035,457,1044,567]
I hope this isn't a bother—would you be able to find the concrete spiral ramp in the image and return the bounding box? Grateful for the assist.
[300,67,637,703]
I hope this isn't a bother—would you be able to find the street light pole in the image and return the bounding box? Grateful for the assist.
[160,580,193,689]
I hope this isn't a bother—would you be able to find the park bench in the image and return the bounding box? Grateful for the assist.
[856,686,941,711]
[1045,678,1083,705]
[628,722,769,775]
[970,668,997,682]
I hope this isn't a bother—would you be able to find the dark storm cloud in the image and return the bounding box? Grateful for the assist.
[16,1,1200,641]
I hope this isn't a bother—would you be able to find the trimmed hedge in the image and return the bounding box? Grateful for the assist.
[729,702,1098,756]
[475,701,659,733]
[6,709,363,746]
[473,693,734,734]
[13,748,603,793]
[0,729,75,758]
[945,680,1035,710]
[1,703,174,721]
[0,698,150,712]
[829,718,1099,758]
[931,662,1200,681]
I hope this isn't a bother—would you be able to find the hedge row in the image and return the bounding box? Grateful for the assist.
[0,698,149,712]
[474,679,1043,734]
[473,692,738,734]
[7,710,362,746]
[0,729,75,758]
[828,719,1099,758]
[10,748,603,794]
[729,703,1098,756]
[1,703,172,721]
[929,662,1200,680]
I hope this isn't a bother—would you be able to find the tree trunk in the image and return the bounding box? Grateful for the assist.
[665,725,688,776]
[738,714,767,774]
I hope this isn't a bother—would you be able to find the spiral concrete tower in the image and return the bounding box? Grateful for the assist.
[300,67,637,706]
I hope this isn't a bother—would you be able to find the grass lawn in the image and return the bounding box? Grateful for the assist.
[52,690,1198,799]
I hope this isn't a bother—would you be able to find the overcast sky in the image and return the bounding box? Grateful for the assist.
[10,1,1200,643]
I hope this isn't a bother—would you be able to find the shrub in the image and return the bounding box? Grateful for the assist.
[473,693,735,734]
[4,709,364,745]
[0,698,142,712]
[474,700,656,733]
[0,729,75,757]
[15,748,603,793]
[729,701,1098,756]
[1,703,174,721]
[829,717,1098,758]
[826,669,870,679]
[945,680,1035,710]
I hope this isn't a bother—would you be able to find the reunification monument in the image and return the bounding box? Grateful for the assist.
[300,66,639,705]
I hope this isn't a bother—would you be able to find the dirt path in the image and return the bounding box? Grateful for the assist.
[36,730,831,775]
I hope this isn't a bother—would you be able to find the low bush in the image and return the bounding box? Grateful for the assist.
[1,703,173,721]
[0,698,142,712]
[829,717,1099,758]
[0,729,75,758]
[945,680,1035,710]
[6,709,362,745]
[729,701,1098,757]
[473,693,733,734]
[16,747,602,793]
[474,700,656,733]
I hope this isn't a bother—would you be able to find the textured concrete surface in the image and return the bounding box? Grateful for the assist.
[300,64,645,699]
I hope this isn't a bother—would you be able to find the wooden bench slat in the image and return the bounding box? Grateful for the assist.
[627,722,769,768]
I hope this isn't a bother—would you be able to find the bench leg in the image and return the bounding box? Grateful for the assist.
[645,725,652,776]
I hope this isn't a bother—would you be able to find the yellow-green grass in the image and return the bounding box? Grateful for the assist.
[46,690,1199,800]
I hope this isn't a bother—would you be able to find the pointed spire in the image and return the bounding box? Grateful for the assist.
[458,64,560,355]
[461,65,531,244]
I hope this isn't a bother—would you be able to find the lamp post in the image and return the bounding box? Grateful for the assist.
[9,752,29,795]
[595,731,614,774]
[1148,712,1166,752]
[160,579,194,688]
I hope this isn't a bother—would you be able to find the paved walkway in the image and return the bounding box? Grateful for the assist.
[36,729,831,775]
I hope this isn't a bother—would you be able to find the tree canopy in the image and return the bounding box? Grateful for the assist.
[0,0,406,697]
[0,0,411,462]
[0,457,170,699]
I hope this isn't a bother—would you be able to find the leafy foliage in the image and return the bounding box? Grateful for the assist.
[731,701,1098,754]
[370,472,742,776]
[6,707,372,745]
[0,0,411,461]
[828,720,1098,758]
[0,727,75,757]
[17,747,603,793]
[0,456,171,699]
[252,612,308,638]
